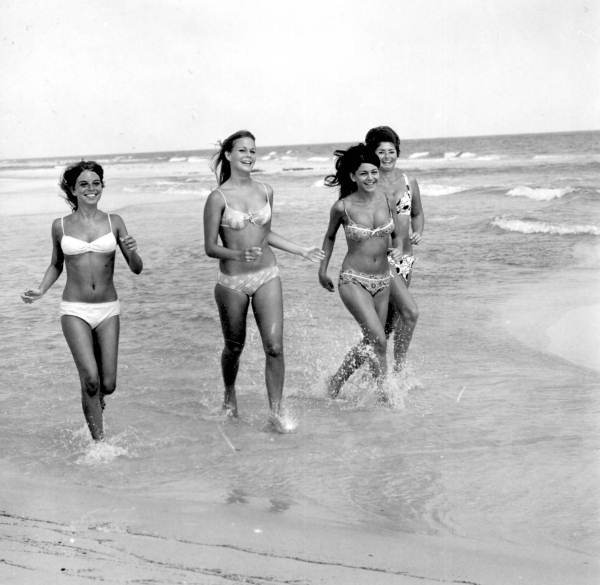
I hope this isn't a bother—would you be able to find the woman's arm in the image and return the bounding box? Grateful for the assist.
[318,201,344,292]
[410,178,424,245]
[267,231,324,262]
[386,191,408,263]
[113,215,143,274]
[21,219,64,303]
[203,190,257,262]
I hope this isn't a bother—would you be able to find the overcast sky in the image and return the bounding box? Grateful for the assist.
[2,0,598,159]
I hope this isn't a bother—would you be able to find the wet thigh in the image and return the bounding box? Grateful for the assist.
[214,283,250,346]
[61,315,98,381]
[251,277,283,349]
[389,276,417,317]
[338,283,386,342]
[94,315,120,389]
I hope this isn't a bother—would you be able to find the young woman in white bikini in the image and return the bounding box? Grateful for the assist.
[22,161,143,440]
[203,130,323,429]
[318,143,405,400]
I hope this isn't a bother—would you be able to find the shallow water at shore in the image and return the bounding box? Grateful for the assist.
[2,131,599,582]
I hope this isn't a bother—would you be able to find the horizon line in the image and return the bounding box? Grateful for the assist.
[2,128,598,163]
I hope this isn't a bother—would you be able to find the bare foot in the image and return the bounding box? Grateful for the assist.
[222,388,238,417]
[222,402,238,418]
[265,411,297,434]
[326,375,342,398]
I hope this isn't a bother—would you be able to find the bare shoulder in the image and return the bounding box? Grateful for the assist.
[330,198,346,215]
[258,181,274,200]
[206,188,226,205]
[108,212,126,227]
[409,177,421,196]
[51,217,63,236]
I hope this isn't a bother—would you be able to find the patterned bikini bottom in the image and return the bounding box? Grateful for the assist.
[338,268,392,296]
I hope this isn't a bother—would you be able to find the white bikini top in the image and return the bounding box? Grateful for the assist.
[61,214,118,256]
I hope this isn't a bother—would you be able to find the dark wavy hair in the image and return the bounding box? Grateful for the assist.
[324,143,381,198]
[59,160,105,211]
[210,129,256,185]
[365,125,401,155]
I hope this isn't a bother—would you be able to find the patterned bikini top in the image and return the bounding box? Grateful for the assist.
[343,195,394,242]
[397,173,412,216]
[61,214,117,256]
[219,183,271,230]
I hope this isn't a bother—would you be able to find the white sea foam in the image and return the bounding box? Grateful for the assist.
[492,217,600,236]
[507,186,573,201]
[420,184,467,197]
[168,156,187,163]
[408,151,430,159]
[76,441,129,465]
[459,152,477,159]
[307,156,329,162]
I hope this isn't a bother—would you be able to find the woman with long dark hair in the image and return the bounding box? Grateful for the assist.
[318,144,404,399]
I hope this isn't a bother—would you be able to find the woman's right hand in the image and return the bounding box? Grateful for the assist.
[239,246,263,263]
[21,288,43,304]
[318,272,335,292]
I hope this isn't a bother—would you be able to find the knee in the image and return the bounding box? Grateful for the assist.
[223,339,244,359]
[81,373,100,397]
[263,340,283,359]
[400,302,419,325]
[371,334,387,355]
[101,376,116,395]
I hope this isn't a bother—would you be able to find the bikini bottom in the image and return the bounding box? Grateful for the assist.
[60,300,121,329]
[389,254,415,282]
[217,265,280,297]
[338,268,391,296]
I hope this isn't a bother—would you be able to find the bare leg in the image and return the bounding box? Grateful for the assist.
[93,315,120,410]
[388,277,418,372]
[215,284,250,417]
[326,341,375,398]
[335,282,389,397]
[61,316,104,441]
[251,277,284,416]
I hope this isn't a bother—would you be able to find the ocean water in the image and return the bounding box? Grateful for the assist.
[2,131,599,562]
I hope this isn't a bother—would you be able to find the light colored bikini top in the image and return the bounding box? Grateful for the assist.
[397,173,412,216]
[61,214,117,255]
[219,183,271,230]
[343,195,394,242]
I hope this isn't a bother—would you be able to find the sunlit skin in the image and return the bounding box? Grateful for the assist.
[319,159,405,399]
[21,166,143,441]
[323,134,424,393]
[204,134,324,429]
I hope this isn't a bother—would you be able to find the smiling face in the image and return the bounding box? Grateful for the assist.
[226,136,256,174]
[351,163,379,193]
[73,170,104,205]
[374,141,398,172]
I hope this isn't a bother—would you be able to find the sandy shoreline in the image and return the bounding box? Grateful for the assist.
[501,271,600,374]
[546,304,600,372]
[2,468,597,585]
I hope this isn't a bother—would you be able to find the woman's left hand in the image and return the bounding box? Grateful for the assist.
[302,246,325,263]
[387,247,404,264]
[410,232,422,245]
[120,235,138,253]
